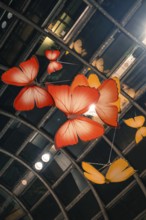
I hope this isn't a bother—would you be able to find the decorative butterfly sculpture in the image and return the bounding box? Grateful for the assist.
[91,58,109,74]
[71,74,120,127]
[124,116,146,143]
[69,39,87,57]
[45,50,63,74]
[82,158,135,184]
[48,83,104,149]
[1,57,54,111]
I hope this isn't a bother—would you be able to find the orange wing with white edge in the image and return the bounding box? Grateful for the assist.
[95,78,119,127]
[106,158,135,183]
[82,162,105,184]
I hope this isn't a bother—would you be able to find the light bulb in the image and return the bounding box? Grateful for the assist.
[41,153,51,162]
[35,162,43,170]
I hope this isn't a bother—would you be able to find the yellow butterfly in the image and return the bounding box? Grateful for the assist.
[82,158,135,184]
[124,116,146,143]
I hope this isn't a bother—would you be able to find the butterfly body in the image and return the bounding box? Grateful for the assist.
[45,50,63,74]
[48,84,104,149]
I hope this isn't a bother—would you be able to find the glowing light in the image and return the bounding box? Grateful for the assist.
[35,162,43,170]
[21,179,27,186]
[42,153,51,162]
[84,104,97,116]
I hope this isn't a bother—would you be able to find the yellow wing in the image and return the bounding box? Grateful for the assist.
[88,74,101,89]
[135,127,146,143]
[124,116,145,128]
[106,158,135,183]
[82,162,105,184]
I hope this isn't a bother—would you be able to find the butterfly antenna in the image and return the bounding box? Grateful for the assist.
[45,79,71,85]
[108,128,117,164]
[88,162,107,166]
[58,60,78,66]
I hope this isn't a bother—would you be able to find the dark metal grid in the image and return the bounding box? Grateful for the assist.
[0,184,33,220]
[0,2,110,220]
[91,170,146,220]
[0,148,69,220]
[0,0,145,219]
[0,110,109,220]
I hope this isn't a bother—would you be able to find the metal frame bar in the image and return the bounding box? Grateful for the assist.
[0,184,33,220]
[0,109,109,220]
[0,148,69,220]
[92,170,146,220]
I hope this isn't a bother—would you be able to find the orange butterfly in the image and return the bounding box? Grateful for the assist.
[71,74,120,127]
[48,83,104,149]
[82,158,135,184]
[1,57,54,111]
[124,116,146,143]
[45,50,63,74]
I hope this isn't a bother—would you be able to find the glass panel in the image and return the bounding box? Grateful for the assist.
[68,191,100,219]
[108,185,146,220]
[20,178,47,208]
[32,195,60,220]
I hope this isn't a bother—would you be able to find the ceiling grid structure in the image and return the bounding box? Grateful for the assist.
[0,0,146,220]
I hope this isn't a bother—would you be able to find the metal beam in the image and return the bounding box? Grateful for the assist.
[0,109,109,220]
[92,170,146,220]
[0,184,33,220]
[0,148,69,220]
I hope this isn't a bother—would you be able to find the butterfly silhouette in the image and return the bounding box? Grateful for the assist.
[68,39,87,57]
[92,58,109,74]
[45,50,63,74]
[124,116,146,143]
[48,82,104,149]
[82,158,135,184]
[1,57,54,111]
[71,74,120,127]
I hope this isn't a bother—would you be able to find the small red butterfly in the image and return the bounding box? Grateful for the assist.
[1,57,54,111]
[48,83,104,149]
[45,50,63,74]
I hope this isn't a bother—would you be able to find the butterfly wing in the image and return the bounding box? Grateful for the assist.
[73,39,83,54]
[82,162,105,184]
[71,74,88,92]
[95,78,119,127]
[55,116,104,148]
[48,85,100,115]
[124,116,145,128]
[135,127,146,143]
[45,50,60,60]
[106,158,135,183]
[14,86,54,111]
[88,74,101,89]
[47,61,63,74]
[1,57,39,86]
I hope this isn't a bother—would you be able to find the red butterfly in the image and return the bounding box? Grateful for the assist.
[45,50,63,74]
[48,83,104,149]
[71,74,120,127]
[1,57,54,111]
